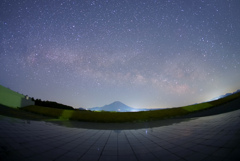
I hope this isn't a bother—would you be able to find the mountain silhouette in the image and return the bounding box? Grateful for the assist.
[89,101,139,112]
[209,89,240,101]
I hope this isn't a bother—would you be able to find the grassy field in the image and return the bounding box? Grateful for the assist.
[20,92,240,123]
[0,104,53,120]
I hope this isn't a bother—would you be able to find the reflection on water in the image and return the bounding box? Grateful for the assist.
[47,117,196,130]
[113,130,122,134]
[1,109,240,161]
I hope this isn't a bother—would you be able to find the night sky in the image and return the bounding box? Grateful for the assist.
[1,0,240,109]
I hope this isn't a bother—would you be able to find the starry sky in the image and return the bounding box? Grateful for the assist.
[1,0,240,109]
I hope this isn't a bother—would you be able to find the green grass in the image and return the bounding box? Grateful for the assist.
[0,85,34,108]
[0,85,25,108]
[20,92,240,123]
[0,105,53,120]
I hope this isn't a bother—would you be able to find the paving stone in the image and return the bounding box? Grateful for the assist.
[0,108,240,161]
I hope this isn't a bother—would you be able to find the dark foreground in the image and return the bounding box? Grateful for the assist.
[0,98,240,161]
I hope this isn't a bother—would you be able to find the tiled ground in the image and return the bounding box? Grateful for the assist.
[0,109,240,161]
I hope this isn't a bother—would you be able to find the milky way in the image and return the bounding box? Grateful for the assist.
[1,0,240,109]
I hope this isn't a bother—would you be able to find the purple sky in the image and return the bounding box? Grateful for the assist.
[1,0,240,109]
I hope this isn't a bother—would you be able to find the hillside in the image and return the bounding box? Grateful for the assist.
[0,85,34,108]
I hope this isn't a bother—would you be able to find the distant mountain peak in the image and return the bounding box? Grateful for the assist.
[112,101,122,104]
[109,101,126,106]
[89,101,135,112]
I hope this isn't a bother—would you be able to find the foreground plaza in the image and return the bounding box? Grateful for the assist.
[0,103,240,161]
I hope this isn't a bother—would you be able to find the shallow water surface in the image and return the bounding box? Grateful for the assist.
[0,108,240,161]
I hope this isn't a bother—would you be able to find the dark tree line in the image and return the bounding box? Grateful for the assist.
[33,98,74,110]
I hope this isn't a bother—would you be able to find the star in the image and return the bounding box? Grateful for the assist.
[0,0,240,109]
